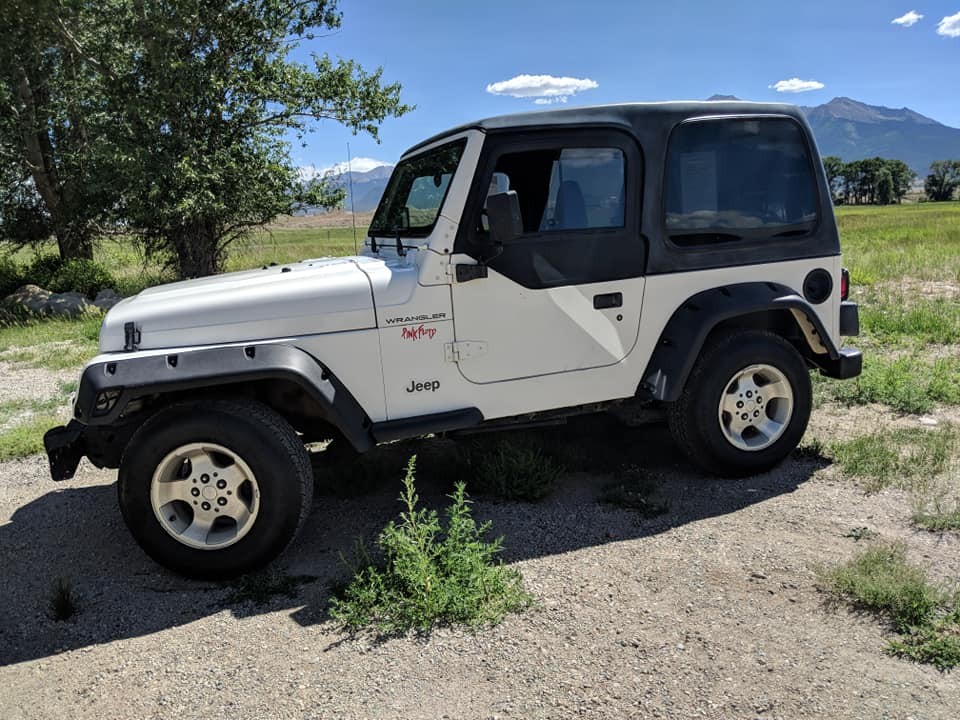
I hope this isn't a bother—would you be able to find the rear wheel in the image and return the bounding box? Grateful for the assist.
[667,330,811,477]
[118,399,313,579]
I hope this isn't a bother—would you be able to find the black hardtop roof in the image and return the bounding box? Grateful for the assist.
[403,100,808,156]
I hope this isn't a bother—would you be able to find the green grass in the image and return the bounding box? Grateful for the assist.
[835,203,960,285]
[827,425,958,493]
[858,294,960,346]
[0,414,62,461]
[818,543,960,670]
[330,457,533,634]
[816,355,960,414]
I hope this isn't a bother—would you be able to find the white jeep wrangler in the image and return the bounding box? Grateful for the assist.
[45,101,861,578]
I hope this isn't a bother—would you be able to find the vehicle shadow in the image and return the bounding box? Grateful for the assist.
[0,420,829,666]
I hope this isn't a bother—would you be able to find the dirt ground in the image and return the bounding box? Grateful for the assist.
[1,368,958,719]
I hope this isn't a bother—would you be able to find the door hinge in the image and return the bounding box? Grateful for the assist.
[444,341,488,362]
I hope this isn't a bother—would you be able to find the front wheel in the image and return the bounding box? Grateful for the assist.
[118,399,313,579]
[667,330,812,477]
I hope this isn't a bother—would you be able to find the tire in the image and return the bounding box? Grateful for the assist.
[118,398,313,579]
[667,330,811,477]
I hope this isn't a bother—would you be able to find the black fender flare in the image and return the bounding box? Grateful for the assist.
[73,343,375,452]
[640,282,840,402]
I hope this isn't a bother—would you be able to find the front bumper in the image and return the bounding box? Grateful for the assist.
[43,420,86,481]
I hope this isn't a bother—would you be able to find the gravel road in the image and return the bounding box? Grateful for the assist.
[1,397,958,719]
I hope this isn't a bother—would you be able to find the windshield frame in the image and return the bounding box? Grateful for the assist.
[369,138,468,239]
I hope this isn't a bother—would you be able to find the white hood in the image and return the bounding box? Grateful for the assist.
[100,257,379,352]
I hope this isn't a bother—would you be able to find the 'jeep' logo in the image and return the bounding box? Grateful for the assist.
[401,324,437,341]
[406,380,440,393]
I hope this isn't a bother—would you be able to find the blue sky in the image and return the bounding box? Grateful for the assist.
[292,0,960,173]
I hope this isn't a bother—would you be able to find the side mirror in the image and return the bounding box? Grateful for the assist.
[485,190,522,245]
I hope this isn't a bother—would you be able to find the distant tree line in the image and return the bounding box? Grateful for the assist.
[821,157,915,205]
[822,156,960,205]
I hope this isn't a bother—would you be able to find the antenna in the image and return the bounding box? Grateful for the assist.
[347,142,358,255]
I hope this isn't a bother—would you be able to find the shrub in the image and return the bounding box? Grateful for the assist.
[818,543,941,632]
[463,435,564,502]
[330,456,532,633]
[48,258,116,297]
[0,256,25,297]
[47,577,79,621]
[19,255,116,298]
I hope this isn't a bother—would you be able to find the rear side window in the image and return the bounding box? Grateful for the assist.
[665,117,818,245]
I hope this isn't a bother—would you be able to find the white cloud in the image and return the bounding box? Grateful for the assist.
[486,74,599,104]
[891,10,923,27]
[769,77,825,93]
[937,11,960,37]
[299,157,391,180]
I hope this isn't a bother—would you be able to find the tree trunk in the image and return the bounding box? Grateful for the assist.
[13,64,94,260]
[55,226,94,260]
[172,220,221,278]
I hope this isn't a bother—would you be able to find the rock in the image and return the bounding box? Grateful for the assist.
[92,288,122,311]
[3,284,52,314]
[46,291,94,317]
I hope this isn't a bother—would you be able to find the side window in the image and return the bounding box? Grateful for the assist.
[486,147,625,235]
[665,118,818,244]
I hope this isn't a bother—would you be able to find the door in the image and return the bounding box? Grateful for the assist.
[450,131,647,384]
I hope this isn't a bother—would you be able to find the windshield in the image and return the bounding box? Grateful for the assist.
[369,139,466,237]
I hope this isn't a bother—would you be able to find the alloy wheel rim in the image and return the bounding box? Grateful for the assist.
[149,442,260,550]
[717,364,794,452]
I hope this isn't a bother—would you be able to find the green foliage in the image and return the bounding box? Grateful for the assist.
[0,255,25,297]
[887,605,960,671]
[827,425,959,492]
[828,157,915,205]
[924,160,960,202]
[461,436,564,502]
[18,255,116,297]
[101,0,410,277]
[47,577,79,621]
[819,544,960,670]
[818,543,941,632]
[330,457,532,634]
[2,1,409,275]
[1,0,115,259]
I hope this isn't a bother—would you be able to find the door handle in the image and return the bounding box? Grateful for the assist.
[593,292,622,309]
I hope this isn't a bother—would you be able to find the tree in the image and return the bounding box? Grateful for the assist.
[883,159,915,203]
[0,0,116,259]
[822,156,844,202]
[876,167,894,205]
[104,0,410,278]
[924,160,960,202]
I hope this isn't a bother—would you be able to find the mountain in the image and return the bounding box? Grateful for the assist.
[801,97,960,174]
[332,165,393,213]
[707,95,960,174]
